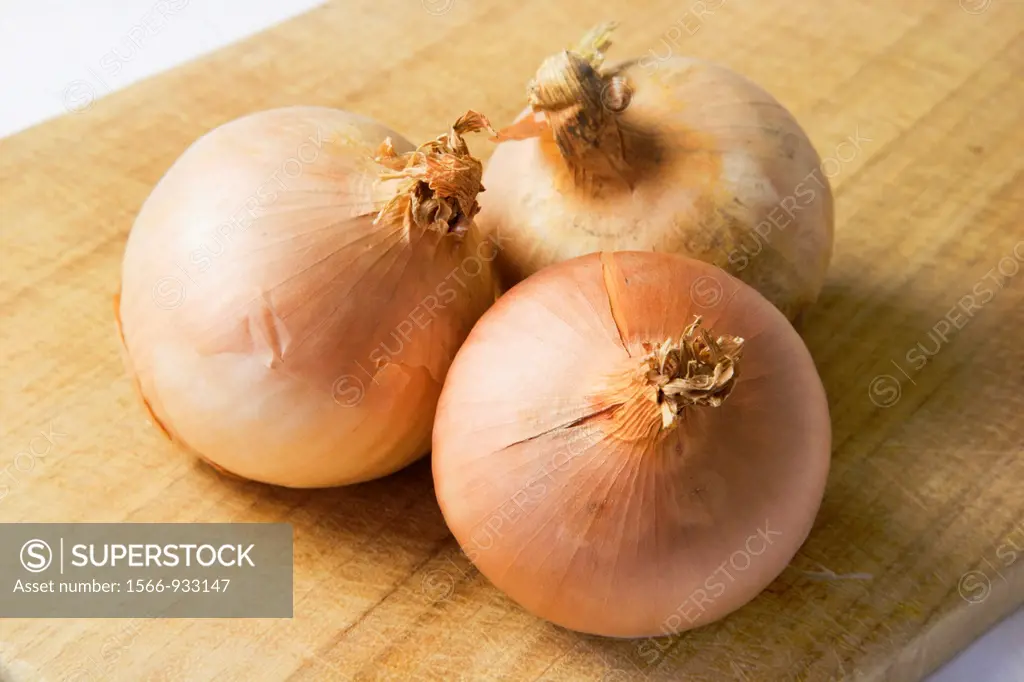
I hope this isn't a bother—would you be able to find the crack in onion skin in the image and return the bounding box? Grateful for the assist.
[117,107,497,487]
[432,251,831,637]
[479,26,834,323]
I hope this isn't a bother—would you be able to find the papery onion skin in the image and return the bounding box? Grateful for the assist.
[117,107,497,487]
[478,26,834,322]
[432,251,830,637]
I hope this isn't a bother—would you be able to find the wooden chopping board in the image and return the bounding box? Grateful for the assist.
[1,0,1022,680]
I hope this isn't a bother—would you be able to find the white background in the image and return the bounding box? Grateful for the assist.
[0,2,1021,681]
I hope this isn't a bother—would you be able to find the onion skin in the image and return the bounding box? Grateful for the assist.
[432,252,831,637]
[118,107,497,487]
[478,30,833,322]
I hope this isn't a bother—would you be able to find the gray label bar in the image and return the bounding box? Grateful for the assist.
[1,524,292,617]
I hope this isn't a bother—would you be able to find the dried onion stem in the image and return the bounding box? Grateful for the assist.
[642,316,744,428]
[374,111,496,236]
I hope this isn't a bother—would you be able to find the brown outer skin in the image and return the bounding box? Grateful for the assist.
[118,107,497,487]
[477,56,834,323]
[432,252,831,638]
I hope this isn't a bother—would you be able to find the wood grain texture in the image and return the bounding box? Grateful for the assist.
[1,0,1023,680]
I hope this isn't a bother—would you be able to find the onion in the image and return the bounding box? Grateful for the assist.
[116,108,498,487]
[432,251,831,637]
[478,24,834,321]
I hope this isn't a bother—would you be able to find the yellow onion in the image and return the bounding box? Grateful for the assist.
[117,108,498,487]
[433,251,830,637]
[478,24,834,321]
